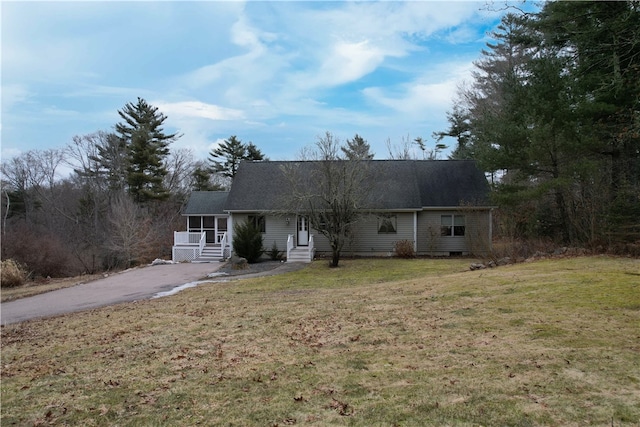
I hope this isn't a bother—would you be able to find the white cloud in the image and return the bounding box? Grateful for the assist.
[1,147,23,162]
[41,106,82,118]
[155,101,245,121]
[362,60,475,116]
[209,138,227,152]
[64,84,143,99]
[0,0,527,162]
[1,84,31,111]
[315,40,391,87]
[230,13,276,49]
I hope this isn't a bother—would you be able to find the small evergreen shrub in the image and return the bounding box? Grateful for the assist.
[267,241,283,261]
[394,240,415,258]
[1,259,28,288]
[232,220,264,263]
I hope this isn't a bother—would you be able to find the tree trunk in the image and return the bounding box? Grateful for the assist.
[330,249,340,268]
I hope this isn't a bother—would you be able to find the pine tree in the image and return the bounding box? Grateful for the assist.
[341,134,374,160]
[440,4,640,246]
[115,98,179,203]
[191,165,225,191]
[87,132,128,195]
[208,136,267,179]
[245,142,266,162]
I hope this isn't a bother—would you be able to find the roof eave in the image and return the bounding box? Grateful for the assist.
[420,206,495,210]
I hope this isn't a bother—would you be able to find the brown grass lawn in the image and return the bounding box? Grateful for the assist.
[1,256,639,426]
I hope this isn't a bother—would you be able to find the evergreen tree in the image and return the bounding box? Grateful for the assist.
[86,131,128,195]
[535,1,640,242]
[434,106,473,160]
[232,219,264,263]
[439,4,640,246]
[341,134,374,160]
[115,97,179,203]
[245,142,267,162]
[208,136,267,179]
[192,165,225,191]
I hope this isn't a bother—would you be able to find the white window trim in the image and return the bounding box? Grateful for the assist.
[441,214,466,237]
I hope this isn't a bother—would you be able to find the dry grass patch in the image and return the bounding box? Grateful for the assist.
[1,256,639,426]
[0,259,27,289]
[1,274,103,302]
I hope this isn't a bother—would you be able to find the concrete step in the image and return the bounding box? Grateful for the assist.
[195,246,224,262]
[287,248,313,263]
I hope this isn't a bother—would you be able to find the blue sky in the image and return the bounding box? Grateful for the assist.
[2,1,535,164]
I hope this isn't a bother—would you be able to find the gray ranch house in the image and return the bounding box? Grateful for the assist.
[172,160,493,263]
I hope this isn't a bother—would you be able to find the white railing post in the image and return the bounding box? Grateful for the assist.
[220,232,228,259]
[286,234,294,261]
[198,231,206,258]
[308,234,315,261]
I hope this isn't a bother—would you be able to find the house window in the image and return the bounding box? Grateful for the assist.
[202,216,215,229]
[378,214,397,234]
[248,215,266,233]
[317,213,330,232]
[188,216,201,230]
[441,215,465,236]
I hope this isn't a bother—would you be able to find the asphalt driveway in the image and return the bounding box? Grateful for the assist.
[1,262,225,325]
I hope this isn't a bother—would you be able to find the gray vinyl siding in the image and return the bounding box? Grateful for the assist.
[346,213,415,254]
[231,210,491,257]
[309,213,414,255]
[308,231,331,252]
[263,215,295,254]
[416,210,491,256]
[232,212,415,255]
[230,213,294,255]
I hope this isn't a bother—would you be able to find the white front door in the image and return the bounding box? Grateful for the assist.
[297,216,309,246]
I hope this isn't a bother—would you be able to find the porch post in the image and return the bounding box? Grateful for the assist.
[413,211,418,252]
[227,213,234,254]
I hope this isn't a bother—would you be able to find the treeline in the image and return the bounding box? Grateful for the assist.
[439,2,640,252]
[1,98,265,277]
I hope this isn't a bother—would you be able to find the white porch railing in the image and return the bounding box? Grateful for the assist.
[308,234,315,260]
[174,231,206,245]
[286,233,315,263]
[286,234,294,261]
[172,231,206,262]
[219,232,229,258]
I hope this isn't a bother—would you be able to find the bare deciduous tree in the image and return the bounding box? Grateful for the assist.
[106,195,158,267]
[386,135,447,160]
[164,148,196,199]
[282,132,376,267]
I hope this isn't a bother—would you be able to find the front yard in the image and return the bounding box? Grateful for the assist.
[1,256,639,426]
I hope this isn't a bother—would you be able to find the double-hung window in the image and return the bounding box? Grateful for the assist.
[248,215,266,233]
[441,214,465,236]
[378,214,397,234]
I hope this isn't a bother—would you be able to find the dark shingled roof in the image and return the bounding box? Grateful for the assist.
[223,160,490,212]
[183,191,229,215]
